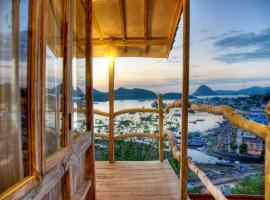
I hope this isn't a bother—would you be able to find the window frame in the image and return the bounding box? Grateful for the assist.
[41,0,71,173]
[0,0,40,199]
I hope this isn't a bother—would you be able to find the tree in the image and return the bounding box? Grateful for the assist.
[239,143,247,154]
[231,175,264,195]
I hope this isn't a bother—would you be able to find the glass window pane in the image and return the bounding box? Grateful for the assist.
[72,0,87,134]
[45,0,65,157]
[0,0,30,193]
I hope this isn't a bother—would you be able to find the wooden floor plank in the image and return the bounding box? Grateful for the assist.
[96,161,179,200]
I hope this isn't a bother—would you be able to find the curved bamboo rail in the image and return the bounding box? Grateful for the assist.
[94,132,159,140]
[93,109,110,117]
[114,133,159,140]
[187,159,227,200]
[94,133,109,139]
[93,97,270,199]
[166,100,268,139]
[164,130,228,200]
[114,108,159,116]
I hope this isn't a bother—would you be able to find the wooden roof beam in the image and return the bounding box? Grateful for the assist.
[93,11,103,40]
[166,0,183,57]
[92,38,170,47]
[118,0,128,52]
[143,0,150,53]
[119,0,126,40]
[79,0,103,41]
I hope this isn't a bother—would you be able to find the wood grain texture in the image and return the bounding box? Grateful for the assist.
[96,161,179,200]
[114,108,159,116]
[180,0,190,199]
[114,133,159,140]
[93,109,109,117]
[158,95,164,162]
[108,59,115,162]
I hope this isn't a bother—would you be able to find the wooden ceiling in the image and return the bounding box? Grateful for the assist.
[49,0,183,58]
[91,0,183,58]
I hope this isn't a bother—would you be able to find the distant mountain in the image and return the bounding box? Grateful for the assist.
[237,86,270,95]
[193,85,270,96]
[114,87,156,100]
[163,92,197,100]
[93,89,107,101]
[193,85,217,96]
[48,84,86,98]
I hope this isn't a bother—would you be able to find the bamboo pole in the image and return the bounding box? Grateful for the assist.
[187,160,228,200]
[165,100,268,139]
[180,0,190,199]
[93,109,110,117]
[165,130,227,200]
[108,56,115,162]
[265,101,270,199]
[158,95,164,162]
[114,108,159,116]
[114,133,159,140]
[94,133,109,139]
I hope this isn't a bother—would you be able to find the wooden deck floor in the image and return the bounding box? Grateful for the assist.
[95,161,179,200]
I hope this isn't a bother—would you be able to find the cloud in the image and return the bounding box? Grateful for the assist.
[204,30,242,40]
[212,29,270,63]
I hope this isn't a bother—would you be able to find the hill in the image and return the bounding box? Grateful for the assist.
[193,85,270,96]
[114,87,156,100]
[193,85,217,96]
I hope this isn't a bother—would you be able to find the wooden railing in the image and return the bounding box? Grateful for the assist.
[93,94,164,162]
[93,96,269,199]
[166,100,270,200]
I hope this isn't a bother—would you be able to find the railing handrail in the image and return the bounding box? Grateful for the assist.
[94,95,164,162]
[166,100,268,139]
[165,130,228,200]
[94,97,270,199]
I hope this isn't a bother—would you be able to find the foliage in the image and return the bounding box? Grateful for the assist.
[188,186,203,193]
[94,112,181,164]
[230,174,264,195]
[229,130,237,151]
[167,152,179,174]
[239,143,247,154]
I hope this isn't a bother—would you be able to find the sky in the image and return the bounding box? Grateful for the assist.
[93,0,270,94]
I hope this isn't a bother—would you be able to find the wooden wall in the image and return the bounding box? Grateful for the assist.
[0,0,95,199]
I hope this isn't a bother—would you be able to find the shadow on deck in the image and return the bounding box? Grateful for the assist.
[95,161,264,200]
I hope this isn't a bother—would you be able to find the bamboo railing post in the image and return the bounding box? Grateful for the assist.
[265,101,270,199]
[108,56,115,162]
[158,94,164,162]
[180,0,190,199]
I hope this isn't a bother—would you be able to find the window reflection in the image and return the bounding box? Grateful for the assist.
[45,0,65,156]
[72,0,87,134]
[0,0,30,193]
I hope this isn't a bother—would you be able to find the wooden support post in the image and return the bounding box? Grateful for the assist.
[108,57,115,162]
[180,0,190,199]
[158,94,164,162]
[265,101,270,199]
